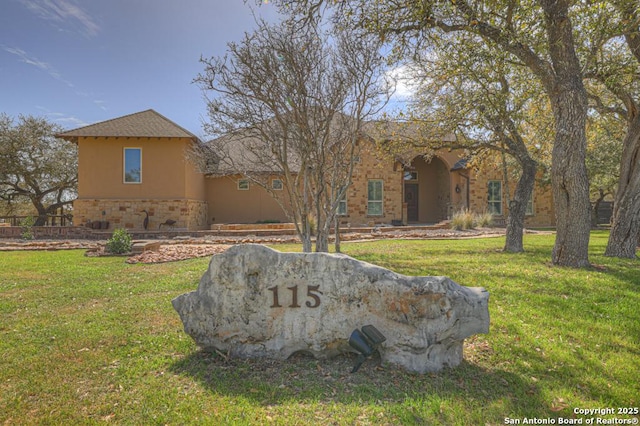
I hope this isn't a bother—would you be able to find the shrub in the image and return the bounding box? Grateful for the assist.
[105,228,132,254]
[450,210,475,230]
[475,211,494,228]
[20,216,35,240]
[450,210,496,230]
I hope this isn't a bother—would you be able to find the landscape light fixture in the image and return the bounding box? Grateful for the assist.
[348,325,386,373]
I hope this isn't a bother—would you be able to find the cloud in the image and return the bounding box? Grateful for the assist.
[5,46,106,113]
[19,0,100,37]
[52,115,91,128]
[386,64,420,100]
[36,107,91,128]
[93,100,107,112]
[2,45,75,88]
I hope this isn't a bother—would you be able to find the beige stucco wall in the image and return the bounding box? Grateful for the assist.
[77,136,205,200]
[408,156,452,223]
[74,135,209,230]
[206,175,289,225]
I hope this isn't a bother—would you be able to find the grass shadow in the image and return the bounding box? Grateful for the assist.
[170,348,547,421]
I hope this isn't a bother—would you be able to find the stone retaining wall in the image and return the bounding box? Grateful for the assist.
[0,226,93,239]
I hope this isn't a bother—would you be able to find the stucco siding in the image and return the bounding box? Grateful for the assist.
[206,176,289,225]
[77,136,197,199]
[184,148,207,201]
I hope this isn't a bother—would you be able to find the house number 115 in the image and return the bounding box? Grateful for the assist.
[268,285,323,308]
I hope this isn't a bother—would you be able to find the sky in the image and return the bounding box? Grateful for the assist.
[0,0,283,138]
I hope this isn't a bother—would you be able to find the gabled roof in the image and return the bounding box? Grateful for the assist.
[56,109,199,142]
[205,111,358,176]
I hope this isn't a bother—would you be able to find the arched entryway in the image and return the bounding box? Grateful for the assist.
[403,156,451,223]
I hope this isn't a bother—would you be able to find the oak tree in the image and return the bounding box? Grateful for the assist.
[275,0,595,267]
[400,33,549,252]
[583,0,640,258]
[0,114,77,226]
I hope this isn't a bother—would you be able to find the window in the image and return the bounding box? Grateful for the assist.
[237,179,249,190]
[337,189,347,216]
[487,180,502,214]
[271,178,283,190]
[124,148,141,183]
[367,180,383,216]
[404,171,418,181]
[526,191,534,216]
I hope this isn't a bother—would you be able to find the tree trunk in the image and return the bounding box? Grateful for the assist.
[297,214,313,253]
[605,117,640,258]
[301,232,313,253]
[504,158,537,253]
[314,194,330,252]
[591,189,605,229]
[541,0,592,267]
[32,198,48,226]
[549,91,592,267]
[334,214,341,253]
[315,229,329,252]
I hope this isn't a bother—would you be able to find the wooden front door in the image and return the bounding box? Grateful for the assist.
[405,183,419,222]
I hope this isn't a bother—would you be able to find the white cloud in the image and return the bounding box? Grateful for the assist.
[93,100,107,111]
[19,0,100,37]
[36,108,91,128]
[53,115,91,128]
[386,64,420,100]
[2,45,75,89]
[5,48,106,114]
[3,46,49,71]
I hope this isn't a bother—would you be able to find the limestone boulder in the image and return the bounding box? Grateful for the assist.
[172,244,489,373]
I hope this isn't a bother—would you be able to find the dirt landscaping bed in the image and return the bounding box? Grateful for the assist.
[1,227,553,264]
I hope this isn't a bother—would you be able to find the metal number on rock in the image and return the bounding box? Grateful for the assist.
[268,285,322,308]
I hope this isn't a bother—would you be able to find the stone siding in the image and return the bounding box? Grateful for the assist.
[343,144,403,226]
[73,199,208,231]
[469,167,555,228]
[0,226,93,239]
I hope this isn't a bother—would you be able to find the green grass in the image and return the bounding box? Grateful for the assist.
[1,231,638,425]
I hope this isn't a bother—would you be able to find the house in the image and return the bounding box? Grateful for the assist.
[57,110,208,231]
[57,109,555,231]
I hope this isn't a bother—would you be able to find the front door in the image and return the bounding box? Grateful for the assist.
[405,183,419,222]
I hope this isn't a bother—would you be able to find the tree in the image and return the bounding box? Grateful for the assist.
[400,33,550,253]
[194,18,388,252]
[275,0,596,267]
[583,0,640,258]
[0,114,77,226]
[585,111,624,227]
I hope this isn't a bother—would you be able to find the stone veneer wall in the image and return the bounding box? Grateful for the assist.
[469,168,555,228]
[344,144,403,226]
[73,199,208,231]
[0,226,94,239]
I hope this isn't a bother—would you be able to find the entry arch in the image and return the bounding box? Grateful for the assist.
[403,156,452,223]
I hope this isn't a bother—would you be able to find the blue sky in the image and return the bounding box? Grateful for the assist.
[0,0,281,138]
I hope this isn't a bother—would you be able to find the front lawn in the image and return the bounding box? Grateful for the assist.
[1,231,638,425]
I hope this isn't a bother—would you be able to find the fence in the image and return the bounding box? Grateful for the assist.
[0,215,72,227]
